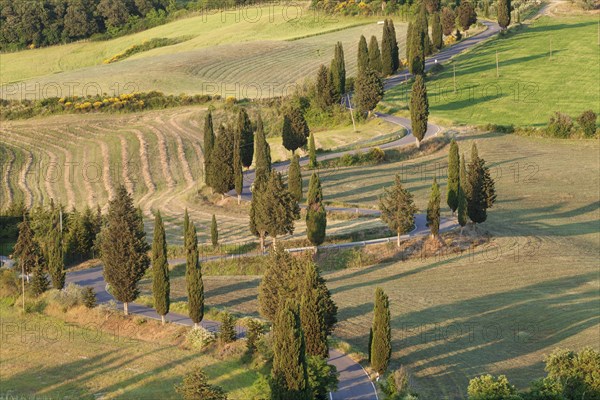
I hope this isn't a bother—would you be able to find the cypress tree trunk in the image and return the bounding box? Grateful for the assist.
[397,231,401,248]
[124,302,128,315]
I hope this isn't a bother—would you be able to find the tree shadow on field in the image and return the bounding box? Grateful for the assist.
[524,20,596,33]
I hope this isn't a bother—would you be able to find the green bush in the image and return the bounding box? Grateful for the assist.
[83,287,97,308]
[546,112,574,138]
[467,374,521,400]
[43,283,84,311]
[577,110,597,137]
[0,269,20,297]
[186,327,216,350]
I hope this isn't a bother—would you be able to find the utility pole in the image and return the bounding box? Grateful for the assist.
[496,51,499,77]
[347,94,357,132]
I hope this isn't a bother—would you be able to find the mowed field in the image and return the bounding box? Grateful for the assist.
[179,130,599,398]
[382,16,599,126]
[0,5,407,99]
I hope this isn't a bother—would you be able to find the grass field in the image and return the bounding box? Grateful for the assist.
[382,16,600,126]
[0,304,257,399]
[0,5,407,99]
[172,130,599,398]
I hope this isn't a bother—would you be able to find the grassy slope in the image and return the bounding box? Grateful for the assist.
[383,16,600,126]
[0,304,257,399]
[179,131,599,398]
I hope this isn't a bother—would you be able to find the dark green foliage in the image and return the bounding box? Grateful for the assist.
[83,286,97,308]
[577,110,597,137]
[300,263,329,358]
[357,35,369,73]
[13,216,38,278]
[100,186,150,314]
[249,186,269,252]
[379,174,418,246]
[263,171,300,242]
[308,131,318,169]
[210,124,235,195]
[204,111,215,185]
[183,209,190,248]
[368,35,383,74]
[288,155,303,203]
[381,20,394,76]
[410,75,429,147]
[447,139,460,213]
[282,106,310,154]
[270,301,310,400]
[425,0,441,12]
[233,120,244,199]
[47,210,65,290]
[185,221,204,325]
[410,4,428,75]
[467,143,496,224]
[370,287,391,375]
[431,12,444,51]
[307,356,339,400]
[330,42,346,102]
[29,255,49,297]
[388,19,400,73]
[457,1,478,32]
[467,374,519,400]
[253,114,272,188]
[547,112,574,138]
[441,7,456,36]
[258,247,337,334]
[427,177,441,237]
[498,0,512,30]
[236,108,254,169]
[315,65,335,110]
[354,68,384,115]
[63,206,101,263]
[219,312,236,344]
[306,173,327,246]
[175,366,228,400]
[211,215,218,247]
[152,211,170,321]
[458,154,469,228]
[246,319,264,355]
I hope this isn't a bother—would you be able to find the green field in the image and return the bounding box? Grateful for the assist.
[0,304,257,399]
[383,16,600,126]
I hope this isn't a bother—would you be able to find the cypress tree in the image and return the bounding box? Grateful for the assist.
[30,255,49,297]
[183,208,190,248]
[460,153,470,204]
[47,210,65,290]
[308,131,317,169]
[354,67,384,115]
[253,114,271,189]
[457,178,469,229]
[270,301,310,400]
[237,108,254,169]
[388,19,400,73]
[211,214,218,248]
[379,174,418,247]
[409,4,427,75]
[233,120,244,204]
[249,187,269,253]
[152,210,170,325]
[100,186,150,315]
[210,124,235,196]
[457,1,478,33]
[431,12,443,51]
[357,35,369,74]
[447,139,460,214]
[368,35,383,74]
[330,42,346,102]
[299,263,329,358]
[288,154,303,203]
[282,105,309,154]
[441,7,456,36]
[175,367,228,400]
[498,0,511,30]
[381,19,394,76]
[316,65,335,110]
[306,173,327,247]
[410,74,429,148]
[13,215,38,281]
[370,288,391,375]
[219,312,237,344]
[246,319,264,355]
[203,111,215,186]
[263,171,300,247]
[427,177,441,238]
[467,143,496,224]
[186,221,204,328]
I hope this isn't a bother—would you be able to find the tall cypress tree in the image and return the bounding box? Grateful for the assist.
[203,111,215,186]
[47,210,65,290]
[368,35,383,74]
[183,208,190,248]
[186,221,204,328]
[431,12,443,51]
[354,67,384,115]
[100,186,150,315]
[249,186,269,253]
[211,214,218,248]
[357,35,369,74]
[410,74,429,148]
[233,119,244,204]
[282,105,309,155]
[370,288,391,375]
[288,154,303,203]
[330,42,346,102]
[254,114,271,189]
[237,108,254,169]
[409,5,427,75]
[406,21,414,73]
[13,215,38,281]
[210,124,235,196]
[447,139,460,214]
[498,0,511,30]
[306,173,327,247]
[427,177,441,238]
[271,301,310,400]
[379,174,418,247]
[152,210,170,325]
[316,65,335,110]
[388,19,400,73]
[263,171,300,247]
[467,143,496,224]
[299,263,329,359]
[30,255,49,297]
[308,131,317,169]
[459,153,470,205]
[457,176,468,230]
[381,19,394,76]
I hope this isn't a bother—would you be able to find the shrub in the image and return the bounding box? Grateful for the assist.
[367,147,386,163]
[83,287,97,308]
[546,112,573,138]
[43,283,84,311]
[467,374,521,400]
[219,312,237,345]
[381,366,411,398]
[186,326,216,350]
[428,63,445,76]
[0,269,20,297]
[577,110,597,137]
[175,365,228,400]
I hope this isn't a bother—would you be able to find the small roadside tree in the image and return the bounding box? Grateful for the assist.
[203,111,215,186]
[426,177,441,239]
[13,215,38,282]
[210,124,235,197]
[47,210,65,290]
[211,214,218,248]
[370,287,391,376]
[308,131,317,169]
[282,106,310,154]
[288,154,303,203]
[236,108,254,169]
[379,175,418,247]
[368,35,383,74]
[315,65,335,110]
[431,12,443,51]
[381,19,394,76]
[497,0,511,30]
[457,1,477,34]
[152,210,170,325]
[447,139,460,214]
[175,366,228,400]
[357,35,369,74]
[30,255,49,297]
[254,114,271,187]
[263,171,300,247]
[354,68,384,116]
[306,173,327,247]
[186,221,204,329]
[441,7,456,36]
[330,41,346,102]
[410,74,429,148]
